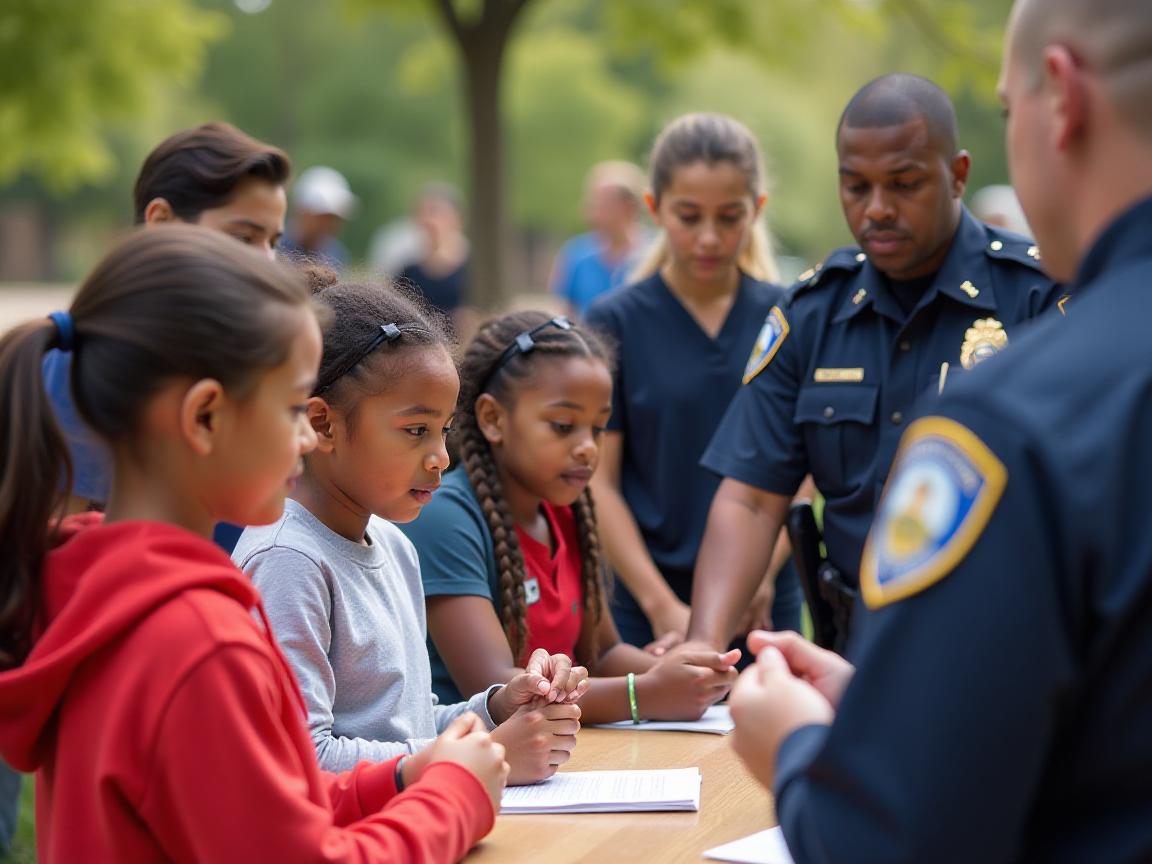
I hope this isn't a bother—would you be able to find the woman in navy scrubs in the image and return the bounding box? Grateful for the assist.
[586,113,802,653]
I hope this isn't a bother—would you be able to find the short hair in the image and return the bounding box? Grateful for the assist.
[132,122,291,224]
[1010,0,1152,142]
[586,160,646,207]
[838,74,959,156]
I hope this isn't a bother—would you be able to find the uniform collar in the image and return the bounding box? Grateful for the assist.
[1071,194,1152,294]
[834,207,998,323]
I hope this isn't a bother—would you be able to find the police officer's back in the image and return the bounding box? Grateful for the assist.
[727,0,1152,858]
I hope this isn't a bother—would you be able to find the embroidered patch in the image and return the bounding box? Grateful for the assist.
[524,577,541,606]
[861,417,1007,608]
[743,306,790,384]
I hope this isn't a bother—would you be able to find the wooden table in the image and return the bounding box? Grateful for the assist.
[470,727,777,863]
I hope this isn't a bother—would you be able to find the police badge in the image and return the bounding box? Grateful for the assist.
[960,318,1008,369]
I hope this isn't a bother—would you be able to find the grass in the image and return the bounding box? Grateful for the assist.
[0,777,35,864]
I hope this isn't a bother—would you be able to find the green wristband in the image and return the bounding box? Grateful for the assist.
[627,672,641,724]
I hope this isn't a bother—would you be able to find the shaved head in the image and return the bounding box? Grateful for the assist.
[838,74,959,156]
[1010,0,1152,141]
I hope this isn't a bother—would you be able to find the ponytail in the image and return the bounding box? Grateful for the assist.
[0,321,72,667]
[632,112,781,285]
[0,225,312,669]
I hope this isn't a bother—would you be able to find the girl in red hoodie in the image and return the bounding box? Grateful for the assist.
[0,225,507,863]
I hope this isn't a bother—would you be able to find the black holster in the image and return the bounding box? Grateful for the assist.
[786,500,856,656]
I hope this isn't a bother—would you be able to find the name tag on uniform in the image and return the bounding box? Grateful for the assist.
[523,577,541,606]
[814,367,865,383]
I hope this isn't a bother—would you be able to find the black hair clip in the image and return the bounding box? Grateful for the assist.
[480,316,574,393]
[314,321,426,395]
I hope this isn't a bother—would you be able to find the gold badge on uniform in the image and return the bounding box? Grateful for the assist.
[960,318,1008,369]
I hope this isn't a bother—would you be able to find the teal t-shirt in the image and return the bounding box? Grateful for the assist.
[397,469,500,703]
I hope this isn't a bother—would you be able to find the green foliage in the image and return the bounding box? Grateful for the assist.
[0,0,1018,284]
[0,0,227,189]
[199,0,463,257]
[506,29,647,234]
[0,773,35,864]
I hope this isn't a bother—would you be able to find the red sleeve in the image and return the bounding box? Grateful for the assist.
[140,644,495,864]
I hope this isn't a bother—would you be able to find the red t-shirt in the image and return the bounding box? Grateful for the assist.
[515,501,585,663]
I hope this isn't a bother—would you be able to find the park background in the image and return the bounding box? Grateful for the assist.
[1,0,1007,860]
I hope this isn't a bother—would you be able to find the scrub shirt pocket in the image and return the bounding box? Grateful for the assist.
[794,384,878,494]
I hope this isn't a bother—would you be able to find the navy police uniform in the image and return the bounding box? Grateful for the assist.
[702,207,1060,587]
[773,195,1152,863]
[585,271,803,646]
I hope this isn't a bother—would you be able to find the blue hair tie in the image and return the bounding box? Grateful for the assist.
[47,311,75,352]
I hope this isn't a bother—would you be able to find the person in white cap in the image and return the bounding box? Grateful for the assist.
[280,165,359,268]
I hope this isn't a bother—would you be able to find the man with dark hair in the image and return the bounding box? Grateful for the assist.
[688,73,1060,652]
[46,122,292,511]
[727,1,1152,859]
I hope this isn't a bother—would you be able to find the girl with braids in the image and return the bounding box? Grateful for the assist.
[584,112,804,655]
[0,226,507,863]
[400,311,740,724]
[234,280,586,789]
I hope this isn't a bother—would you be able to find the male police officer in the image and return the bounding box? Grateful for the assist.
[727,0,1152,859]
[687,73,1060,652]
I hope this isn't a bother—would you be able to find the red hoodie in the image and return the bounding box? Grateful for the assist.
[0,518,495,863]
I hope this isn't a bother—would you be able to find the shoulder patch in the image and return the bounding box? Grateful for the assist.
[860,417,1007,609]
[743,306,789,384]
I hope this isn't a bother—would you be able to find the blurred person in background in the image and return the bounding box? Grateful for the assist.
[279,165,357,269]
[398,183,472,332]
[550,160,649,318]
[971,183,1032,235]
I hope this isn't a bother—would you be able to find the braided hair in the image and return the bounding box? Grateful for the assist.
[456,311,613,662]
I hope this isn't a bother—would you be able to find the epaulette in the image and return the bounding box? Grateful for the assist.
[982,229,1045,272]
[790,246,866,297]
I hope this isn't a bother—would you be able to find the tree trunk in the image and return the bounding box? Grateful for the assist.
[461,34,509,310]
[435,0,531,310]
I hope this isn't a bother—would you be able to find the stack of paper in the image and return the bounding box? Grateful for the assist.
[592,704,734,735]
[703,827,795,864]
[500,767,702,814]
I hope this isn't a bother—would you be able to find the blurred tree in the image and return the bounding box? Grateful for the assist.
[0,0,226,189]
[348,0,1003,306]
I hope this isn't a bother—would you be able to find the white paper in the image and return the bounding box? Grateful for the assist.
[592,704,735,735]
[703,826,795,864]
[500,767,701,814]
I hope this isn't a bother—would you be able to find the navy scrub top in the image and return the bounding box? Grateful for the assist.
[774,195,1152,864]
[584,270,784,595]
[702,208,1060,585]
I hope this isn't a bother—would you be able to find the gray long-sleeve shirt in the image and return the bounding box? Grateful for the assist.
[234,499,497,772]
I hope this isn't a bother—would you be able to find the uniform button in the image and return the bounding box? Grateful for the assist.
[891,411,904,425]
[989,240,1003,251]
[899,340,911,352]
[823,406,835,419]
[855,252,867,263]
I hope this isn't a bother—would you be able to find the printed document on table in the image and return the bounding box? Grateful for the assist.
[500,767,701,814]
[591,704,734,734]
[703,826,795,864]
